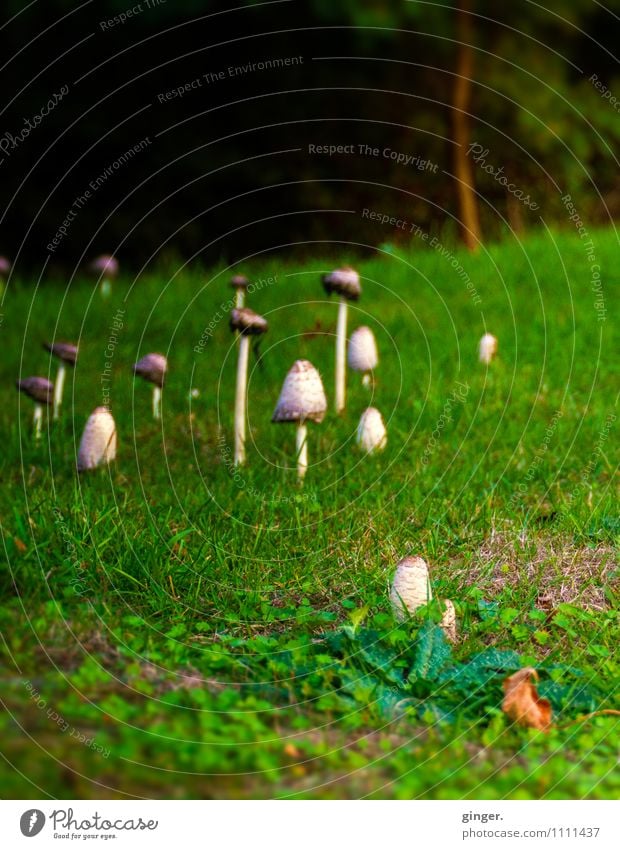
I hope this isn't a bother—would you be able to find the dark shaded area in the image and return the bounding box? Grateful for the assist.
[1,0,620,273]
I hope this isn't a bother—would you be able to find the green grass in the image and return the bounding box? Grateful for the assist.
[0,228,617,798]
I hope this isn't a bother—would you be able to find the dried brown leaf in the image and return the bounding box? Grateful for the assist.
[502,667,552,731]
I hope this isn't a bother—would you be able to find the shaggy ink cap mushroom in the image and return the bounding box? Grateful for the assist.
[272,360,327,424]
[44,341,78,366]
[357,407,387,454]
[230,308,268,336]
[230,274,250,291]
[16,377,53,405]
[322,266,361,301]
[77,406,117,472]
[90,255,119,277]
[348,326,378,373]
[133,353,167,389]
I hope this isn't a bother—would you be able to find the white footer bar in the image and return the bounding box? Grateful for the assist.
[0,800,618,848]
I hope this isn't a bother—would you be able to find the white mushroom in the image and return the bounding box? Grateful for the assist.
[390,556,432,621]
[230,274,249,309]
[479,333,498,364]
[390,555,457,639]
[44,341,78,420]
[133,353,167,420]
[272,359,327,480]
[322,267,361,413]
[230,308,268,466]
[348,326,378,388]
[357,407,387,454]
[16,377,53,441]
[77,406,117,471]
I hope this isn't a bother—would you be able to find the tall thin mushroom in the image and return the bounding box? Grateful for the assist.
[348,326,378,389]
[230,274,249,309]
[77,406,117,471]
[16,377,53,441]
[272,359,327,481]
[230,307,268,466]
[133,353,167,420]
[44,341,78,420]
[322,267,361,413]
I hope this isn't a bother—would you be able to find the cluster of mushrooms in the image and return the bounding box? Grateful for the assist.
[229,266,389,481]
[15,258,498,483]
[15,255,170,471]
[12,255,501,637]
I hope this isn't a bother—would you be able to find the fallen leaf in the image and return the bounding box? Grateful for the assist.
[502,667,552,731]
[13,537,27,553]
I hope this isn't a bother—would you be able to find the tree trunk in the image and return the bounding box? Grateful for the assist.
[452,0,482,251]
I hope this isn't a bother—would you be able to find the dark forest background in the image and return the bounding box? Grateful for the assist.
[2,0,620,273]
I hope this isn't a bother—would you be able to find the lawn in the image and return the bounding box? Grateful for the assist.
[0,228,617,799]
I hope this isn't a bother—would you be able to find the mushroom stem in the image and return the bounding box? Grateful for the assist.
[362,371,371,389]
[234,333,250,465]
[152,386,162,420]
[53,363,66,420]
[335,296,347,413]
[235,289,244,310]
[33,404,43,441]
[100,278,111,299]
[296,422,308,480]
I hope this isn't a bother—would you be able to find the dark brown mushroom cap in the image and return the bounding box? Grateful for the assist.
[322,266,361,301]
[44,341,78,366]
[230,307,268,336]
[230,274,250,290]
[16,376,53,405]
[133,353,167,388]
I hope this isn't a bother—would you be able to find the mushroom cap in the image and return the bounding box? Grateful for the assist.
[0,256,11,276]
[16,376,54,405]
[479,333,498,364]
[133,353,167,388]
[322,266,361,300]
[272,359,327,424]
[77,406,117,472]
[230,274,250,290]
[357,407,387,454]
[348,326,378,373]
[90,255,119,277]
[44,341,78,366]
[230,307,268,336]
[390,556,432,621]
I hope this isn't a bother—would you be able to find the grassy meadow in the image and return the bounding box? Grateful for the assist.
[0,228,618,799]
